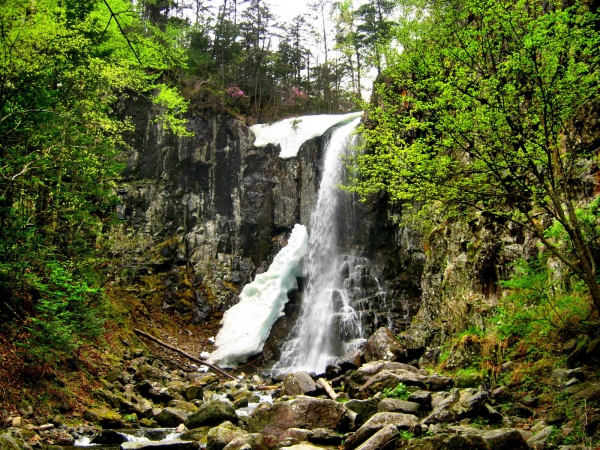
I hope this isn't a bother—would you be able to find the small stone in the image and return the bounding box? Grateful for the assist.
[11,417,22,427]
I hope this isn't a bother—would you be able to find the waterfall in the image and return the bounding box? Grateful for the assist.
[273,116,387,375]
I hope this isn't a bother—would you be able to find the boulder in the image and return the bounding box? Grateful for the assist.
[185,386,204,401]
[343,412,419,450]
[364,328,408,363]
[246,397,355,437]
[155,408,190,427]
[185,400,237,429]
[407,391,432,407]
[422,389,489,424]
[91,430,129,445]
[179,426,211,443]
[526,425,554,449]
[356,370,427,399]
[377,399,420,415]
[84,408,124,429]
[345,398,380,427]
[121,440,199,450]
[0,432,33,450]
[338,349,364,371]
[207,422,246,450]
[282,372,319,396]
[222,434,267,450]
[402,433,488,450]
[449,426,529,450]
[284,445,324,450]
[307,428,343,446]
[354,424,399,450]
[279,428,311,445]
[168,401,199,413]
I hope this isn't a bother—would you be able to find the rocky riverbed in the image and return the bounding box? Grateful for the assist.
[3,327,599,450]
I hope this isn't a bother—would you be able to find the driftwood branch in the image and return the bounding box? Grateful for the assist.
[318,378,338,400]
[133,328,236,380]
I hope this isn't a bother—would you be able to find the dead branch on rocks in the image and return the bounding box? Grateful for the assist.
[133,328,236,380]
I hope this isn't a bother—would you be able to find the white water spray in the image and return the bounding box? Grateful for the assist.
[273,116,371,375]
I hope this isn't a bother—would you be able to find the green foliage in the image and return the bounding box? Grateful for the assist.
[398,430,414,441]
[492,256,591,340]
[0,0,188,363]
[22,261,107,362]
[382,382,410,400]
[348,0,600,312]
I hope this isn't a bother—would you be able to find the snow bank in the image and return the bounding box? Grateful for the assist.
[208,224,309,367]
[250,111,363,158]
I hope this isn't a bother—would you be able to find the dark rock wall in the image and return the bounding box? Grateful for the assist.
[115,103,427,340]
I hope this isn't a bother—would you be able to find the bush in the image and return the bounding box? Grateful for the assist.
[382,382,410,400]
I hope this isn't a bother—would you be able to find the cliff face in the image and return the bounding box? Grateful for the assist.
[114,100,432,357]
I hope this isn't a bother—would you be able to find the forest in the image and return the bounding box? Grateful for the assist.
[1,0,600,448]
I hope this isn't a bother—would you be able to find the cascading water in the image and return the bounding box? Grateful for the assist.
[272,117,391,375]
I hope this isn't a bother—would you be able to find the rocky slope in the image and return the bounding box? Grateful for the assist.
[3,327,598,450]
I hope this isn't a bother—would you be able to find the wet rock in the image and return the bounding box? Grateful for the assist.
[279,428,311,444]
[345,398,380,427]
[449,426,529,450]
[155,408,190,427]
[207,421,245,450]
[307,428,343,446]
[168,401,199,413]
[364,328,408,363]
[425,375,453,391]
[326,365,343,379]
[135,365,171,382]
[418,347,441,367]
[121,440,200,450]
[356,370,427,399]
[284,445,323,450]
[55,434,75,446]
[282,372,319,397]
[338,349,364,371]
[505,404,535,419]
[354,424,399,450]
[377,399,420,415]
[180,426,211,442]
[246,397,355,437]
[91,430,129,445]
[343,412,420,450]
[84,408,124,429]
[185,400,237,429]
[552,368,585,383]
[402,433,488,450]
[407,391,431,407]
[527,425,554,449]
[456,373,484,389]
[568,382,600,403]
[422,389,491,424]
[0,431,33,450]
[186,373,220,386]
[222,433,268,450]
[185,386,204,402]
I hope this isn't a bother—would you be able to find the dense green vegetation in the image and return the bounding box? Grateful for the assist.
[0,0,189,362]
[350,0,600,314]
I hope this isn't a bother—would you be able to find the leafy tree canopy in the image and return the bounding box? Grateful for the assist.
[0,0,188,361]
[349,0,600,311]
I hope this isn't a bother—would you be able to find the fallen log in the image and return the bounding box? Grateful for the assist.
[318,377,338,400]
[133,328,235,380]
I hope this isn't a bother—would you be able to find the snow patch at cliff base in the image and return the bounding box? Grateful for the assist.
[208,224,309,368]
[250,111,363,158]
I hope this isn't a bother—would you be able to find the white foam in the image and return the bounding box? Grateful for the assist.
[250,112,363,158]
[208,224,309,367]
